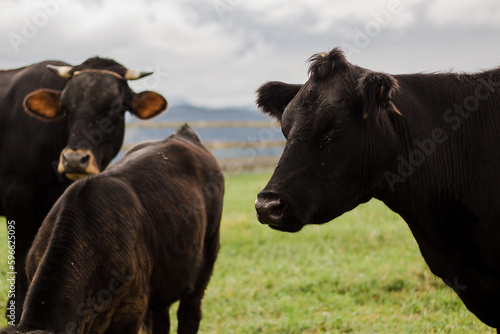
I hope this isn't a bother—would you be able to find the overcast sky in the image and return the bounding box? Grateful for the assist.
[1,0,499,107]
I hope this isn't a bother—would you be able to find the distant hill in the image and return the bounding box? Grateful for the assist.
[149,103,270,123]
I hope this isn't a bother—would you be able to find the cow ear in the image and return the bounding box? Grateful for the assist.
[357,72,401,120]
[256,81,302,122]
[130,91,167,119]
[23,89,64,121]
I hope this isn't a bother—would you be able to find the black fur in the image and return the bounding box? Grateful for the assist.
[307,47,349,81]
[255,46,500,330]
[255,81,302,121]
[0,58,166,322]
[357,71,401,119]
[70,57,129,78]
[0,125,224,334]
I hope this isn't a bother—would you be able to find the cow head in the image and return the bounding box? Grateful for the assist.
[23,57,167,180]
[255,48,401,232]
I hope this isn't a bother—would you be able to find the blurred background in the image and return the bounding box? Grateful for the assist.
[1,0,499,170]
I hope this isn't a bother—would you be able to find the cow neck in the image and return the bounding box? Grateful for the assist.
[374,110,437,217]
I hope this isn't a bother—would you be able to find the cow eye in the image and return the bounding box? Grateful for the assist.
[322,134,332,144]
[327,123,344,136]
[320,122,346,145]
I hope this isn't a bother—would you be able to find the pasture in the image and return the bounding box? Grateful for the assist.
[0,172,494,333]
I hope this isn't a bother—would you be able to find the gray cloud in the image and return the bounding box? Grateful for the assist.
[1,0,499,107]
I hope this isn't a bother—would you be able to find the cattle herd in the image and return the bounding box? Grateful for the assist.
[0,48,499,333]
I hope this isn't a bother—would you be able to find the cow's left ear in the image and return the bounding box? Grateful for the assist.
[357,72,401,119]
[130,91,167,119]
[256,81,302,123]
[23,89,64,121]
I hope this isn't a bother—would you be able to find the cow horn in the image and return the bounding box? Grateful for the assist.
[124,70,153,80]
[46,65,74,79]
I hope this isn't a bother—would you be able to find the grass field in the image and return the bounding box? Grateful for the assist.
[0,172,494,333]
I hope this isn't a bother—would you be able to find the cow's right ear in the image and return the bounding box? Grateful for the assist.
[357,72,401,120]
[23,89,64,121]
[256,81,302,122]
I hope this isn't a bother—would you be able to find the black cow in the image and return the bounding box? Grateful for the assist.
[0,57,167,322]
[0,124,224,334]
[254,48,500,330]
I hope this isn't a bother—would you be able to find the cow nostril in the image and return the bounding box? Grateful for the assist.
[255,196,285,225]
[61,150,92,171]
[62,152,74,168]
[268,200,284,217]
[79,154,90,168]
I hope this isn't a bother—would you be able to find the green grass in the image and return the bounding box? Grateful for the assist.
[0,172,494,333]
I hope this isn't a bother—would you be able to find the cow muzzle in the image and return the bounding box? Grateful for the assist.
[255,194,284,226]
[58,148,100,181]
[254,192,304,232]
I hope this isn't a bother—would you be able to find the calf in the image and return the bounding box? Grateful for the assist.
[1,124,224,334]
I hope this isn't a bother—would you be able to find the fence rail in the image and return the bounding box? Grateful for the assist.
[124,121,284,172]
[121,140,286,152]
[126,121,280,129]
[218,156,279,172]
